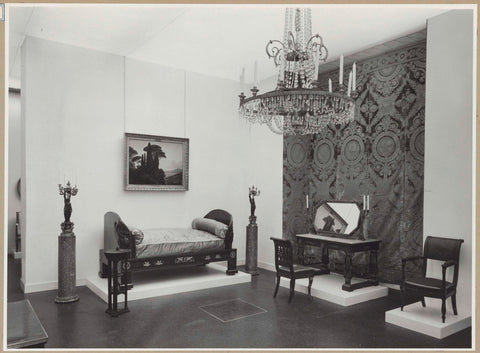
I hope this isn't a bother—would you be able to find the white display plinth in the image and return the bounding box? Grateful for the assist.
[86,263,250,303]
[280,273,388,306]
[385,301,471,339]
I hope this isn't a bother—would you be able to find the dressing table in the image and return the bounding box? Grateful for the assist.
[297,200,381,292]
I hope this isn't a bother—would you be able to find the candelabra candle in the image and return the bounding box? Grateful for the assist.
[328,78,332,93]
[306,194,309,209]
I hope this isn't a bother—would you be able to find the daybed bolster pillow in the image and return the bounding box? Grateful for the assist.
[115,220,131,248]
[131,227,144,245]
[192,217,228,239]
[116,220,144,247]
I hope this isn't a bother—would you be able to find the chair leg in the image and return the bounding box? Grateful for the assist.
[441,298,446,323]
[400,286,405,311]
[421,297,426,307]
[273,275,280,298]
[451,295,458,315]
[307,276,313,300]
[288,279,295,303]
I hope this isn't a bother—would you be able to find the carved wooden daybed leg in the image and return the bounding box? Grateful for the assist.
[227,249,238,275]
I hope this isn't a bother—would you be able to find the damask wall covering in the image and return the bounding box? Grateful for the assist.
[283,41,426,282]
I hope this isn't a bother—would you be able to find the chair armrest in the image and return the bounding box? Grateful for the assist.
[441,260,457,289]
[442,260,457,269]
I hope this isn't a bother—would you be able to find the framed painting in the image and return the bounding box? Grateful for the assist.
[125,133,189,191]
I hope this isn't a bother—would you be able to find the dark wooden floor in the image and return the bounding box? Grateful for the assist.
[7,257,471,349]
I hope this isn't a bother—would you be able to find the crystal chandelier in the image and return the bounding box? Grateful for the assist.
[239,8,357,135]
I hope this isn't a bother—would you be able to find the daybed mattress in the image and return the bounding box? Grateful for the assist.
[135,228,225,258]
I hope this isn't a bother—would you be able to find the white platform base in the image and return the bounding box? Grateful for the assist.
[8,249,23,259]
[385,301,471,339]
[86,263,251,303]
[280,273,388,306]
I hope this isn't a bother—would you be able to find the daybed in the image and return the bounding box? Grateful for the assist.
[98,209,238,281]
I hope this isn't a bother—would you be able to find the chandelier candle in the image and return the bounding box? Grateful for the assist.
[339,54,344,84]
[352,62,357,88]
[347,71,352,97]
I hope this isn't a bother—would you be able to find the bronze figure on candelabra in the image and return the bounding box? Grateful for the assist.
[59,181,78,234]
[248,185,260,224]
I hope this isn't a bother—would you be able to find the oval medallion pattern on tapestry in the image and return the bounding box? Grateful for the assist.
[286,138,309,169]
[372,131,401,163]
[409,128,424,161]
[313,139,335,168]
[341,135,364,166]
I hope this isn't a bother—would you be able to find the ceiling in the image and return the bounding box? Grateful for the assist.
[8,4,457,85]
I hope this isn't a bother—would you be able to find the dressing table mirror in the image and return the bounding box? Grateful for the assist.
[313,200,364,240]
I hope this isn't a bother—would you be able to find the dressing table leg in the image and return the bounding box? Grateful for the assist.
[342,251,353,291]
[370,249,379,285]
[322,246,329,267]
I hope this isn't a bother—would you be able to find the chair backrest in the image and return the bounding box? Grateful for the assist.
[270,237,293,273]
[423,236,464,283]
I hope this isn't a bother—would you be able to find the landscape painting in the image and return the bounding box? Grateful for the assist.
[125,133,189,191]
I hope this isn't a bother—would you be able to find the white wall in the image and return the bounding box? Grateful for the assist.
[20,36,283,292]
[7,91,21,255]
[21,36,125,291]
[424,10,474,315]
[248,74,284,270]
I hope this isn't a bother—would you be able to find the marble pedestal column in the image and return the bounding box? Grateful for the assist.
[245,216,259,276]
[55,232,79,303]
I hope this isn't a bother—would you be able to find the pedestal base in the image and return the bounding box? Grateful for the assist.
[55,294,79,304]
[56,233,78,303]
[245,223,259,276]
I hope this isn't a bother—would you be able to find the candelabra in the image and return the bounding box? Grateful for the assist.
[55,181,80,304]
[246,185,261,275]
[359,194,370,240]
[59,181,78,233]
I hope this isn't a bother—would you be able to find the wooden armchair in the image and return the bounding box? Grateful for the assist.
[401,236,464,323]
[271,237,316,303]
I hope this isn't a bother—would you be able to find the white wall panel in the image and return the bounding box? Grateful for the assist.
[424,9,475,315]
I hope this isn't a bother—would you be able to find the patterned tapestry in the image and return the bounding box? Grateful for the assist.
[283,42,426,282]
